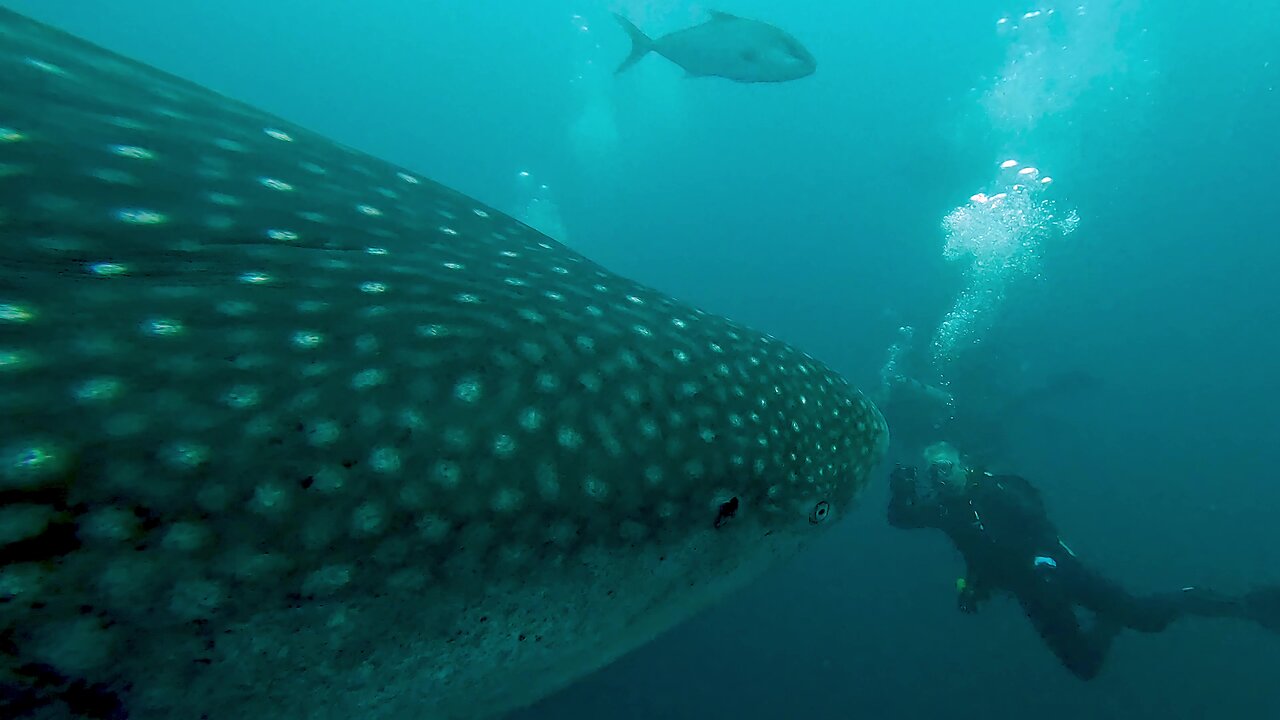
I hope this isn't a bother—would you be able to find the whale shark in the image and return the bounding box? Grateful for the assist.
[0,9,886,719]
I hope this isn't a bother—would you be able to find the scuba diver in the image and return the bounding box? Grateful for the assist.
[888,442,1280,680]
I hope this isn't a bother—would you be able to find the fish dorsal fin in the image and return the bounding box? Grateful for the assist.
[708,10,740,22]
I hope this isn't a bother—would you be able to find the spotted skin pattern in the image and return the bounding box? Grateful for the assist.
[0,10,887,720]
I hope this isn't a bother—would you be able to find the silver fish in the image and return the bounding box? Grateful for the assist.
[614,11,817,83]
[0,9,883,719]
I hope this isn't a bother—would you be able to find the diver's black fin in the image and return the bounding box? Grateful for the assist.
[612,14,653,75]
[1243,585,1280,632]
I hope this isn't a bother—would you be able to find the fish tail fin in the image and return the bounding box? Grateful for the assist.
[613,13,653,75]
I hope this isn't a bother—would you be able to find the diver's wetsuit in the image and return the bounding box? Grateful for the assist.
[887,464,1255,680]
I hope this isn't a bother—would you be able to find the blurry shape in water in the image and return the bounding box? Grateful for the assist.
[984,3,1136,132]
[930,161,1079,370]
[566,13,621,167]
[873,325,957,453]
[0,9,888,719]
[515,169,568,240]
[613,10,816,83]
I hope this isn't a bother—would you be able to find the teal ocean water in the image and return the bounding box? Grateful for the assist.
[3,1,1277,717]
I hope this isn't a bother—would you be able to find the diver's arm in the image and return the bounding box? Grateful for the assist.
[886,465,942,529]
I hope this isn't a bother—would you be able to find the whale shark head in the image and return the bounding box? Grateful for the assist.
[0,9,886,719]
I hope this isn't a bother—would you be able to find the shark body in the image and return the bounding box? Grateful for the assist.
[0,10,885,719]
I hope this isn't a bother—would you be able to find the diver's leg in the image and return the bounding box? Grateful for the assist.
[1018,591,1113,680]
[1057,560,1181,633]
[1066,558,1271,631]
[1243,585,1280,632]
[1140,584,1280,629]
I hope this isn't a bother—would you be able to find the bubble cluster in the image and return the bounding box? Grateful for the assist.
[930,160,1079,369]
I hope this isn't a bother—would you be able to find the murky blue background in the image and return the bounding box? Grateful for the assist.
[6,1,1278,716]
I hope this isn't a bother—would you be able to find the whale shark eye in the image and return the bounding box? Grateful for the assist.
[808,501,830,525]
